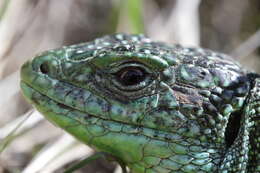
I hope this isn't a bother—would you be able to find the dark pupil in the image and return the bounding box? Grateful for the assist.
[117,67,146,86]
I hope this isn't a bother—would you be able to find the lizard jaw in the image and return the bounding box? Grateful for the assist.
[20,81,195,170]
[20,80,186,143]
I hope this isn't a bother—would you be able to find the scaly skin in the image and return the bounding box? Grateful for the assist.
[20,34,259,173]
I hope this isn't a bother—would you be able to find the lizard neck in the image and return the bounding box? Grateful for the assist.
[219,74,260,173]
[246,75,260,172]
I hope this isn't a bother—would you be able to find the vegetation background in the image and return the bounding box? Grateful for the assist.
[0,0,260,172]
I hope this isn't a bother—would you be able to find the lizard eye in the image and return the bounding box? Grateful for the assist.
[116,67,146,86]
[109,62,153,92]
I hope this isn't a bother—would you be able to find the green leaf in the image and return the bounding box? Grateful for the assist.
[0,113,31,153]
[126,0,144,33]
[0,0,10,20]
[64,152,128,173]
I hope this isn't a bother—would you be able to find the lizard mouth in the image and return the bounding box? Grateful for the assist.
[20,80,104,124]
[20,60,182,143]
[21,81,194,169]
[20,81,182,144]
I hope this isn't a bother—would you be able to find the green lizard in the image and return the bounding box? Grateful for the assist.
[20,34,259,173]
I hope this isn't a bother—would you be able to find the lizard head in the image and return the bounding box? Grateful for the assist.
[20,34,251,172]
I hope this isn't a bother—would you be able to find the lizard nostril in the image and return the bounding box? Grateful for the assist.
[39,62,49,74]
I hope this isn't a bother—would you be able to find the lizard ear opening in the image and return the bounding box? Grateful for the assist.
[224,110,242,148]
